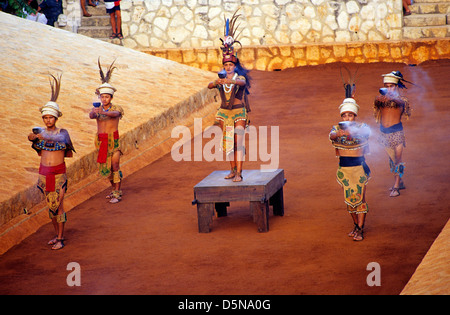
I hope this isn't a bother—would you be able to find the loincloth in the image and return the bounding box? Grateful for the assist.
[378,122,405,149]
[336,157,370,211]
[37,163,67,214]
[215,107,248,154]
[95,130,122,177]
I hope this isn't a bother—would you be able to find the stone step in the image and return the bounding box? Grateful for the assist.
[83,1,106,15]
[81,15,110,27]
[78,25,112,38]
[411,2,450,14]
[78,1,112,40]
[403,13,447,26]
[402,25,450,39]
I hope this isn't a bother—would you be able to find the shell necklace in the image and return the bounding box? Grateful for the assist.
[223,73,238,93]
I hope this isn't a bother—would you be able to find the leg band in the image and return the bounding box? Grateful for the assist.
[112,170,123,184]
[50,212,67,223]
[56,212,67,223]
[394,163,405,178]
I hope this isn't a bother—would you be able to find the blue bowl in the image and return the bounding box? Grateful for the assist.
[32,127,44,134]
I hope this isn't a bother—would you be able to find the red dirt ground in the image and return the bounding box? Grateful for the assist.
[0,60,449,295]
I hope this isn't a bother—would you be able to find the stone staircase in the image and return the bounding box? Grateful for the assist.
[77,0,121,44]
[403,0,450,39]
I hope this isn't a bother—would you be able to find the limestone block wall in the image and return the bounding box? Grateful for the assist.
[54,0,82,32]
[142,39,450,72]
[120,0,404,50]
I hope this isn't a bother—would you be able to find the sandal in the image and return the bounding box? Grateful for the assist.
[390,187,400,197]
[109,197,120,204]
[224,167,237,179]
[110,33,117,39]
[83,13,92,17]
[106,190,122,203]
[233,171,243,182]
[48,236,57,245]
[106,191,118,199]
[117,33,123,39]
[389,184,405,191]
[48,236,64,245]
[353,226,364,241]
[51,239,65,250]
[348,223,358,237]
[109,190,122,203]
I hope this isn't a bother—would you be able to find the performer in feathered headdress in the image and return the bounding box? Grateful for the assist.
[329,67,371,241]
[208,9,251,182]
[89,58,125,204]
[28,72,75,250]
[374,70,413,197]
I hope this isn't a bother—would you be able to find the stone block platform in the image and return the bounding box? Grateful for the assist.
[193,169,286,233]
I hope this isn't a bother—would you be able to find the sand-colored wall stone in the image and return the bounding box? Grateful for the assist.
[141,39,450,71]
[401,219,450,295]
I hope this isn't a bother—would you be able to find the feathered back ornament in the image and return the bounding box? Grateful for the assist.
[40,72,63,118]
[338,67,360,116]
[340,66,359,98]
[48,72,62,102]
[97,57,117,95]
[98,57,117,84]
[220,10,243,64]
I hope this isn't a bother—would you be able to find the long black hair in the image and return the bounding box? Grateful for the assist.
[235,58,251,94]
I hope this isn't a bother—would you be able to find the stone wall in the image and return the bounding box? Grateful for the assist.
[120,0,404,50]
[142,39,450,72]
[54,0,82,32]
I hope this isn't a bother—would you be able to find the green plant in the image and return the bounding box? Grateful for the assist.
[4,0,35,18]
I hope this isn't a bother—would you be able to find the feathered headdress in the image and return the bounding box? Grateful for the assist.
[340,66,359,98]
[40,72,63,118]
[220,10,243,64]
[382,71,415,89]
[97,57,117,95]
[339,67,360,115]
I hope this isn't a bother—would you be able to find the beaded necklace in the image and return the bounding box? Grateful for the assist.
[35,128,67,151]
